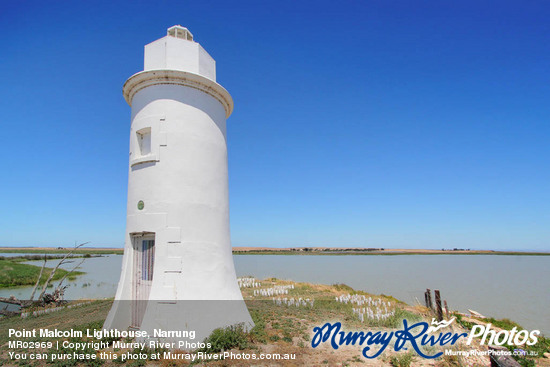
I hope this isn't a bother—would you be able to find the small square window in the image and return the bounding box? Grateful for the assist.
[136,127,151,156]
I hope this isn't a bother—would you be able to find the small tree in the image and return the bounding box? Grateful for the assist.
[29,254,47,301]
[28,242,88,303]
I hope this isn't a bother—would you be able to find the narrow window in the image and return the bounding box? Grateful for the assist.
[141,239,155,281]
[136,128,151,156]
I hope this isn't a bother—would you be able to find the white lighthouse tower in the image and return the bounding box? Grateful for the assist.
[104,26,253,344]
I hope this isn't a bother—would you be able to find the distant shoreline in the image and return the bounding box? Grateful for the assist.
[233,249,550,256]
[0,247,122,255]
[1,246,549,256]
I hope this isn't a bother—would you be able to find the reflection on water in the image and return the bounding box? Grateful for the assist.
[0,253,548,335]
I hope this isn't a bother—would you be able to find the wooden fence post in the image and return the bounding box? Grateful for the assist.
[434,290,443,321]
[425,288,433,310]
[424,291,430,308]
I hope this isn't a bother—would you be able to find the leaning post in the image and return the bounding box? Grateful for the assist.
[434,290,443,321]
[425,288,433,310]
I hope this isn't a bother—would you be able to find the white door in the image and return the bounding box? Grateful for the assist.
[131,234,155,328]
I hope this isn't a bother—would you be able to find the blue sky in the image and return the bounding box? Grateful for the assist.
[1,1,549,250]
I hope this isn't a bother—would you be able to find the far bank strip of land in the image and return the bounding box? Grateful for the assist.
[1,247,548,256]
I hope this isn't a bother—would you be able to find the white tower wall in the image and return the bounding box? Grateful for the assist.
[104,26,253,345]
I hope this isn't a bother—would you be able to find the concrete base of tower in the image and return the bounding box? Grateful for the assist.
[104,300,253,349]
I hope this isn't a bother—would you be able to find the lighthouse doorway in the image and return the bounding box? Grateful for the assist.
[131,233,155,329]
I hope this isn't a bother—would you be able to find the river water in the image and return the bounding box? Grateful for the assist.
[1,254,548,335]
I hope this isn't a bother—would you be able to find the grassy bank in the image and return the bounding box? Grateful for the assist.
[0,259,83,288]
[0,248,123,255]
[0,254,98,262]
[1,279,548,366]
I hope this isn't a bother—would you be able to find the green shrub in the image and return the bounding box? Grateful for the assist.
[250,309,267,343]
[390,352,414,367]
[127,361,146,367]
[453,313,475,331]
[199,324,249,353]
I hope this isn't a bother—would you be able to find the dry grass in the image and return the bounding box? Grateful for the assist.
[2,280,537,366]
